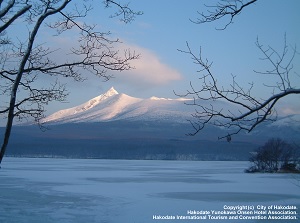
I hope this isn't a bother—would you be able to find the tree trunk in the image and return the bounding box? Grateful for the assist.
[0,92,16,164]
[0,2,70,165]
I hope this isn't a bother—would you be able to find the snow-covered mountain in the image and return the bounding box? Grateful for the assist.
[269,114,300,127]
[42,87,194,124]
[41,87,300,142]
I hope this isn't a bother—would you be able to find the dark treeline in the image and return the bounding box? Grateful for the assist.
[2,121,257,161]
[3,119,299,161]
[7,138,254,161]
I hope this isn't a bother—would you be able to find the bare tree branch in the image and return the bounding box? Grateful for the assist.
[0,0,31,33]
[104,0,143,23]
[191,0,258,30]
[180,1,299,140]
[177,37,299,139]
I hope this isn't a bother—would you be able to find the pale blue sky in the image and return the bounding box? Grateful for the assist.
[10,0,300,116]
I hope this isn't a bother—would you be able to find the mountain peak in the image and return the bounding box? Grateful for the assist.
[105,87,118,96]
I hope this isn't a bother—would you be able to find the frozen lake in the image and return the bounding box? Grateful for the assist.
[0,158,299,222]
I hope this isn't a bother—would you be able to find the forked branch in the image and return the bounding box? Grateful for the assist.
[191,0,258,30]
[177,37,299,139]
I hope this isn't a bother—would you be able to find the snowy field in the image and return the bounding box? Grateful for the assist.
[0,158,299,223]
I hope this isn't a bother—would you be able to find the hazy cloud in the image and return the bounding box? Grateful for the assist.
[50,37,182,86]
[275,97,300,116]
[116,43,182,86]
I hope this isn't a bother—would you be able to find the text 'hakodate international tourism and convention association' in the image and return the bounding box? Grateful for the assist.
[153,205,298,221]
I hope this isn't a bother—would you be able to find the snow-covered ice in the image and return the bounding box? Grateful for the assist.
[0,158,299,222]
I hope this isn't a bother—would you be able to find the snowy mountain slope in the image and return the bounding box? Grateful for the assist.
[42,87,195,124]
[41,87,300,135]
[269,114,300,127]
[43,87,120,122]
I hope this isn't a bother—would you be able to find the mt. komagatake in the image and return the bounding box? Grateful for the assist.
[40,87,300,143]
[41,87,194,124]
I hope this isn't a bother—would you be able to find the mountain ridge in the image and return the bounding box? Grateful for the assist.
[42,87,300,132]
[42,87,193,124]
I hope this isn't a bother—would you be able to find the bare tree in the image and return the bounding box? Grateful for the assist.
[0,0,142,164]
[178,0,299,140]
[178,37,299,139]
[246,138,299,173]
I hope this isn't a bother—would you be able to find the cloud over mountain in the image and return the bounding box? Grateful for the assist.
[115,44,182,86]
